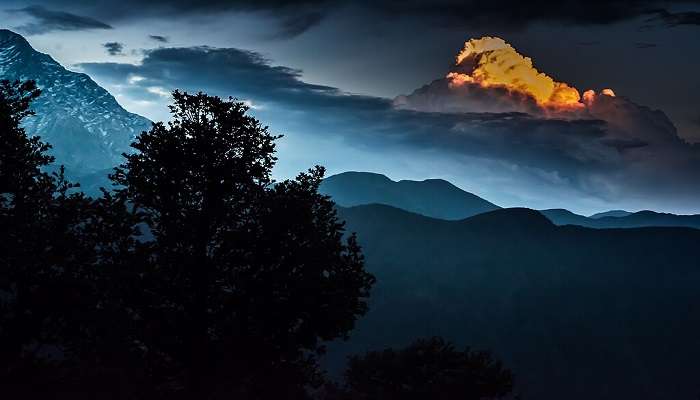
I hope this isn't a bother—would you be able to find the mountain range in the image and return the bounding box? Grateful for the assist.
[589,210,632,219]
[320,171,500,220]
[0,29,151,181]
[540,208,700,229]
[325,204,700,400]
[320,172,700,398]
[321,171,700,230]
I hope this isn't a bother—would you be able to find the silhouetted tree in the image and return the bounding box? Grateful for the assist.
[0,84,374,398]
[342,337,514,400]
[110,91,375,398]
[1,79,64,377]
[0,80,110,397]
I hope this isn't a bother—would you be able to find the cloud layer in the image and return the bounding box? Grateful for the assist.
[9,5,112,34]
[645,9,700,27]
[78,41,700,213]
[394,37,700,207]
[395,37,619,117]
[18,0,700,37]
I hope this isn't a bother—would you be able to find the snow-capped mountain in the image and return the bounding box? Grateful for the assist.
[0,29,151,177]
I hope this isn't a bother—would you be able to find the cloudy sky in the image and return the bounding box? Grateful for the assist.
[1,0,700,214]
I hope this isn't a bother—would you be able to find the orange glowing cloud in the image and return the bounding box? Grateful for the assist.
[446,37,614,112]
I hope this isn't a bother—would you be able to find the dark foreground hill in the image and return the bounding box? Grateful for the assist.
[325,205,700,400]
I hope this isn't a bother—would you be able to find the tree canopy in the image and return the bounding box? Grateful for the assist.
[343,337,514,400]
[108,91,375,397]
[0,79,117,397]
[1,86,376,398]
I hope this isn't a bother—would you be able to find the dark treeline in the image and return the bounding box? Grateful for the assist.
[0,80,515,399]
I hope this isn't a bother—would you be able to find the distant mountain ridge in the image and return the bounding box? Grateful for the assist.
[320,171,500,220]
[322,171,700,229]
[0,29,151,177]
[589,210,632,219]
[541,208,700,230]
[538,208,592,227]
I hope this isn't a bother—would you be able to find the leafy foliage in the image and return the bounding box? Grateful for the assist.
[109,91,375,397]
[0,85,376,398]
[0,79,114,396]
[343,337,514,400]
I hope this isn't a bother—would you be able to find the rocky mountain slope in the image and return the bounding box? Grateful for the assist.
[0,29,151,178]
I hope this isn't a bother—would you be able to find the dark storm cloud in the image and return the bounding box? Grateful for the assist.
[22,0,700,37]
[634,42,657,48]
[148,35,169,43]
[362,0,657,28]
[273,11,325,39]
[103,42,124,55]
[77,44,700,209]
[77,45,638,196]
[80,46,386,110]
[692,114,700,128]
[646,9,700,26]
[9,5,113,35]
[26,0,330,38]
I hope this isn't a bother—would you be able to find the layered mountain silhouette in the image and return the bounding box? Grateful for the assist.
[320,171,500,220]
[322,171,700,229]
[0,29,151,179]
[538,208,593,226]
[326,204,700,400]
[589,209,632,219]
[541,208,700,229]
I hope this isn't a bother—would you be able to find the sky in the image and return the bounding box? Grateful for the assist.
[1,0,700,215]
